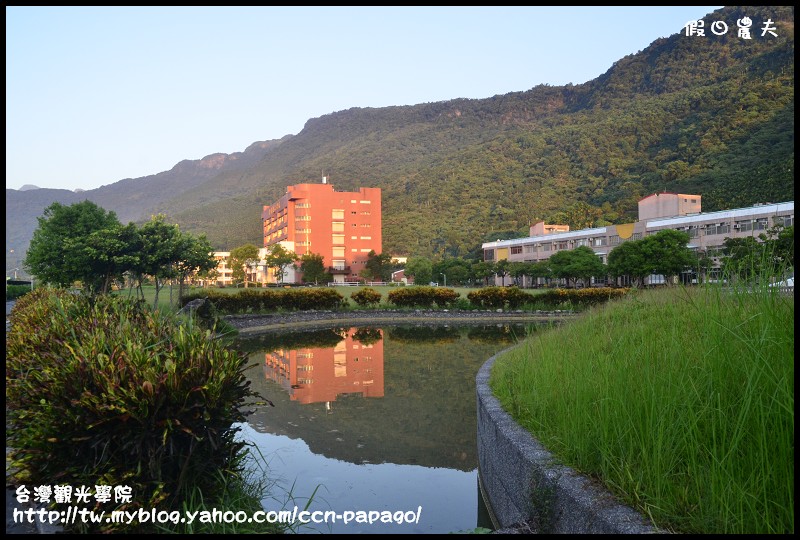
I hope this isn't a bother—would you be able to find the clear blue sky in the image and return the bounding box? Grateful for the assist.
[7,6,723,192]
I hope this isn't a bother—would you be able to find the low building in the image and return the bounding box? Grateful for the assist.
[482,193,794,287]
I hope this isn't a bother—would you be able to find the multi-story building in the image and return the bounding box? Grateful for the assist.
[482,192,794,287]
[194,251,234,287]
[262,179,382,284]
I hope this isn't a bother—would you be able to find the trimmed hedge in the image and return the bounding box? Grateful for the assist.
[182,287,347,313]
[387,286,460,308]
[467,286,534,309]
[6,289,258,533]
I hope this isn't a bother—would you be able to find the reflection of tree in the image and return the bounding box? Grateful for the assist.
[352,327,383,345]
[237,327,348,353]
[387,325,461,343]
[466,324,526,344]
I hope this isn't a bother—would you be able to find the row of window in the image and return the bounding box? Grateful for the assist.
[485,215,791,261]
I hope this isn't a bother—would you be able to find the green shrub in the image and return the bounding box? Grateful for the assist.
[536,287,628,308]
[467,286,534,309]
[351,287,382,307]
[5,283,33,301]
[182,288,346,313]
[387,286,460,308]
[6,289,259,533]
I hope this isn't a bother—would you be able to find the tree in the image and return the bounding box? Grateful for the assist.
[405,256,433,285]
[82,223,142,295]
[471,261,495,286]
[229,244,260,287]
[361,250,393,282]
[138,215,185,309]
[173,233,216,304]
[549,246,606,287]
[298,253,331,285]
[24,200,123,293]
[642,229,694,284]
[607,240,651,287]
[265,244,297,284]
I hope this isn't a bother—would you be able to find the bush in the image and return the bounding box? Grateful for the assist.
[182,288,346,313]
[387,286,460,308]
[5,283,33,301]
[467,286,534,309]
[351,287,382,307]
[6,289,259,533]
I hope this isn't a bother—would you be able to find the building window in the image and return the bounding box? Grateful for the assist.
[361,223,371,228]
[524,245,535,253]
[360,236,372,240]
[332,209,344,220]
[542,243,551,252]
[332,222,344,232]
[633,232,643,240]
[610,235,620,246]
[332,234,345,244]
[360,200,371,204]
[296,203,311,208]
[484,249,494,261]
[296,215,311,221]
[332,247,345,258]
[510,246,522,255]
[734,221,752,233]
[332,260,346,270]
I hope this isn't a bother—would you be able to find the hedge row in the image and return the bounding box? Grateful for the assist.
[182,288,347,313]
[535,287,629,307]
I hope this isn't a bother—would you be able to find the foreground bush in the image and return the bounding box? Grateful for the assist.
[6,289,260,533]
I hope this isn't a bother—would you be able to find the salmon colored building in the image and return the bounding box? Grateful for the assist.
[262,179,382,283]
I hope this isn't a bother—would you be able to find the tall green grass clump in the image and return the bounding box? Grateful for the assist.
[6,289,268,533]
[490,284,793,534]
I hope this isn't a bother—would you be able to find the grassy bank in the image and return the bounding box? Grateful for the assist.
[489,284,793,534]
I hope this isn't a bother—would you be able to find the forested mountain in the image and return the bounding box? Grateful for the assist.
[6,6,794,275]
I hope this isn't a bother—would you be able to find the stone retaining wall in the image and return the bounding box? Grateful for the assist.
[476,349,661,534]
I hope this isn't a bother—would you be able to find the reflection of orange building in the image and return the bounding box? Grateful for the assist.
[261,179,382,283]
[263,329,385,405]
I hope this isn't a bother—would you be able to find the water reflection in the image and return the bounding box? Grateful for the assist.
[236,323,541,534]
[262,327,385,405]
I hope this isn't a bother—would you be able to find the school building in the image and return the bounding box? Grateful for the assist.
[482,192,794,287]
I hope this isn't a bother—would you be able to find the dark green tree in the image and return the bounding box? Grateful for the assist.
[405,256,433,285]
[298,253,331,285]
[138,215,185,309]
[24,200,123,293]
[642,229,694,285]
[361,250,393,282]
[549,246,606,287]
[607,240,651,287]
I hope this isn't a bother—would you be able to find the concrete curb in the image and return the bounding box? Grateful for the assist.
[476,348,662,534]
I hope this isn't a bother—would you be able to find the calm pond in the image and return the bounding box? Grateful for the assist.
[234,322,546,534]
